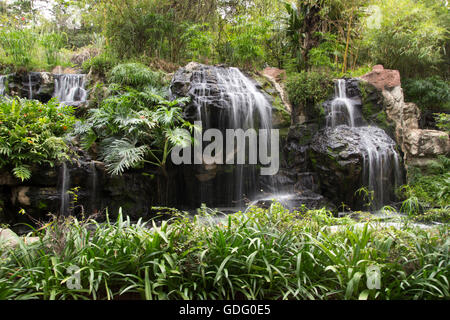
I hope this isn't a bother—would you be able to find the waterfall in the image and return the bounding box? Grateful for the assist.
[325,79,363,127]
[326,79,402,209]
[54,74,87,105]
[27,74,33,99]
[189,66,273,207]
[0,75,6,95]
[59,162,71,216]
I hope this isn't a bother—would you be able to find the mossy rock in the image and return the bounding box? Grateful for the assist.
[359,80,396,139]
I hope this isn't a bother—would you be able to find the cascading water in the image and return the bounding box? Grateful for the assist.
[59,162,70,216]
[27,74,33,99]
[325,79,364,127]
[54,74,87,105]
[0,75,6,95]
[188,66,273,207]
[325,79,402,209]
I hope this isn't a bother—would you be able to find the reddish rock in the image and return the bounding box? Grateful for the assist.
[360,65,401,91]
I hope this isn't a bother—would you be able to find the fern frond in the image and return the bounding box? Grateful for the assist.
[13,165,32,181]
[101,138,149,175]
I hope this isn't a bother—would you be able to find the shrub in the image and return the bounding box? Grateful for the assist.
[107,63,166,89]
[286,71,334,123]
[81,53,119,78]
[435,113,450,133]
[0,98,75,181]
[404,156,450,208]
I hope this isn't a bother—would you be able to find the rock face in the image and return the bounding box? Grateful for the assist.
[309,126,363,208]
[261,67,292,115]
[0,155,163,225]
[309,125,401,209]
[361,65,450,169]
[7,72,55,102]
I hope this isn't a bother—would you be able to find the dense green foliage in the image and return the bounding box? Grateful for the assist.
[107,63,167,90]
[0,98,75,181]
[1,0,448,77]
[403,76,450,113]
[0,29,36,69]
[81,52,118,78]
[361,0,447,78]
[435,113,450,133]
[403,156,450,209]
[286,71,334,122]
[0,204,448,300]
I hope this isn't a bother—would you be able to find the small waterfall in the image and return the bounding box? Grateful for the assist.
[189,66,273,207]
[59,162,71,216]
[27,74,33,99]
[0,75,6,95]
[325,79,362,127]
[54,74,87,105]
[326,79,402,209]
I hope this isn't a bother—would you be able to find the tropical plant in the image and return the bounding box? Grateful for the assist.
[76,87,193,176]
[0,98,75,181]
[226,16,272,69]
[107,63,166,90]
[434,113,450,133]
[182,23,214,62]
[403,76,450,113]
[81,52,119,78]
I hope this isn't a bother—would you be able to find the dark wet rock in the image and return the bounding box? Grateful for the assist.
[284,123,319,172]
[309,125,400,209]
[309,125,364,208]
[8,72,55,102]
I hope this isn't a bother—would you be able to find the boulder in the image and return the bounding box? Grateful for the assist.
[0,228,19,247]
[7,72,54,102]
[309,126,363,208]
[70,47,100,67]
[52,66,79,75]
[284,123,319,172]
[309,125,400,209]
[0,228,39,249]
[360,65,401,91]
